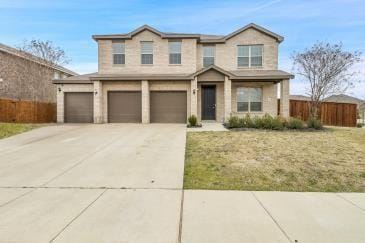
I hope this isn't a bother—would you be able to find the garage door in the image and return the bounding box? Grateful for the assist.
[108,91,142,123]
[64,92,94,123]
[150,91,187,123]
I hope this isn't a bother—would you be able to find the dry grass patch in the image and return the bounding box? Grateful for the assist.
[0,123,40,139]
[184,128,365,192]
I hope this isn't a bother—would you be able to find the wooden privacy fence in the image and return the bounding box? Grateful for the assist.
[0,99,56,123]
[289,99,357,127]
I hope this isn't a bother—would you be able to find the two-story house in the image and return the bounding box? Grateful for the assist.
[53,23,293,123]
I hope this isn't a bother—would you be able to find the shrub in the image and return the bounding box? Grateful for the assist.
[307,117,323,130]
[272,116,285,130]
[227,116,241,128]
[243,114,254,128]
[357,123,364,128]
[188,115,198,127]
[252,116,264,129]
[286,117,304,129]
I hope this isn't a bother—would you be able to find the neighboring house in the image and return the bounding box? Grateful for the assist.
[290,95,311,101]
[0,43,77,103]
[53,23,294,123]
[324,94,364,107]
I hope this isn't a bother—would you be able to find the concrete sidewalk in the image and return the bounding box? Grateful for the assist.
[181,190,365,243]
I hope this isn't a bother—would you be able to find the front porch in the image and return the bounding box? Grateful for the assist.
[190,66,291,123]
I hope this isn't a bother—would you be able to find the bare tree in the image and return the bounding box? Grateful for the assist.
[292,42,362,118]
[15,39,71,102]
[18,39,70,67]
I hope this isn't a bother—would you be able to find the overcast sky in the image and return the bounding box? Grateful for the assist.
[1,0,364,98]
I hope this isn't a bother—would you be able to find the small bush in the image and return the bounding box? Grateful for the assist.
[188,115,198,127]
[272,116,285,130]
[286,117,304,129]
[243,114,254,128]
[357,123,364,128]
[227,116,241,128]
[252,116,264,129]
[307,117,323,130]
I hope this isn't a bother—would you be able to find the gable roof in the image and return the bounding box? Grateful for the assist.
[193,65,234,78]
[0,43,77,76]
[324,94,364,105]
[92,23,284,43]
[290,95,311,101]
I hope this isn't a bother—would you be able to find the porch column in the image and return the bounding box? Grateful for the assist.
[224,76,232,121]
[141,80,150,123]
[280,79,290,117]
[56,84,64,123]
[190,77,198,117]
[93,80,103,123]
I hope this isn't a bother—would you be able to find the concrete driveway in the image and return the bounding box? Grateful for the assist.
[0,124,364,243]
[0,124,185,242]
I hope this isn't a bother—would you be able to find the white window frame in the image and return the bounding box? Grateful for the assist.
[203,45,215,67]
[169,40,182,65]
[141,41,153,65]
[112,41,125,65]
[237,45,263,68]
[236,87,263,112]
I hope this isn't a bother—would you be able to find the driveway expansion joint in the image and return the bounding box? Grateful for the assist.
[49,189,108,242]
[336,193,365,212]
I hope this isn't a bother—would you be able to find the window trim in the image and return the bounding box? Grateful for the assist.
[203,45,215,67]
[236,87,263,112]
[168,40,182,65]
[237,45,263,68]
[141,41,154,65]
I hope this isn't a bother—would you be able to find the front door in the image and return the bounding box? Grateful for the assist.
[201,86,216,120]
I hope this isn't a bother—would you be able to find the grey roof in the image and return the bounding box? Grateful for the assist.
[0,42,78,76]
[323,94,364,105]
[54,65,294,84]
[290,95,311,101]
[53,72,96,84]
[89,73,192,81]
[92,23,284,43]
[229,69,294,80]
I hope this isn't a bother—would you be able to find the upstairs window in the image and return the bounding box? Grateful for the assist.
[112,41,125,65]
[237,87,262,112]
[169,40,182,64]
[237,45,263,67]
[203,45,215,67]
[141,41,153,64]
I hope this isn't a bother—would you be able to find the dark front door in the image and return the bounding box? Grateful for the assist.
[202,86,216,120]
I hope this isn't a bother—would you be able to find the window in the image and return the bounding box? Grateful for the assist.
[169,40,181,64]
[113,41,125,65]
[141,41,153,64]
[237,87,262,112]
[203,45,215,67]
[237,45,263,67]
[53,71,60,79]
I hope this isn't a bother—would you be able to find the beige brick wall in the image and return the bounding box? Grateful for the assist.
[56,84,94,123]
[98,30,197,74]
[197,28,278,71]
[231,82,278,117]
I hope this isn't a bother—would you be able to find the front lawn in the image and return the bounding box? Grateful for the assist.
[184,128,365,192]
[0,123,40,139]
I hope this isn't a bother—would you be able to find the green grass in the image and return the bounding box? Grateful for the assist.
[184,128,365,192]
[0,123,40,139]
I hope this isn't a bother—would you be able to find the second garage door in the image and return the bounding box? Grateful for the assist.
[108,91,142,123]
[150,91,187,123]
